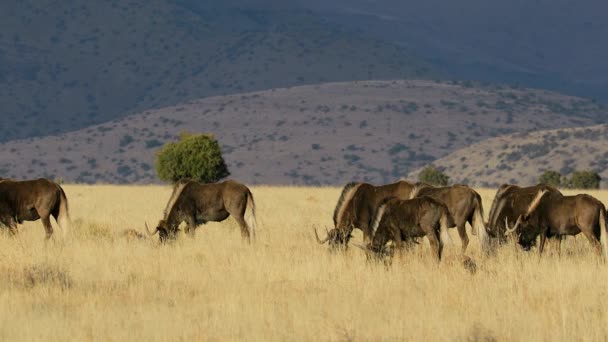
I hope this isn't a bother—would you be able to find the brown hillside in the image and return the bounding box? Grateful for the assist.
[409,124,608,188]
[0,2,437,142]
[0,80,605,185]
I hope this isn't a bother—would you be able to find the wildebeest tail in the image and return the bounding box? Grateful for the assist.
[600,207,607,258]
[56,184,71,238]
[473,193,490,253]
[244,190,257,241]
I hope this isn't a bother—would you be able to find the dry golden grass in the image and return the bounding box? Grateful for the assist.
[1,186,608,341]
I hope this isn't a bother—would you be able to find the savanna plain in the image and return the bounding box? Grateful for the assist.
[1,185,608,341]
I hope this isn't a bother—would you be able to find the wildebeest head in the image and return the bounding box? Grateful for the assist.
[145,220,178,242]
[313,226,352,249]
[504,190,548,250]
[351,242,394,264]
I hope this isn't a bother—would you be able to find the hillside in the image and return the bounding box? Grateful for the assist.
[308,0,608,101]
[0,80,605,185]
[408,124,608,188]
[0,1,436,142]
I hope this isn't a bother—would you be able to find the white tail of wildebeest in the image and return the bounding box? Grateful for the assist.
[472,193,490,253]
[600,209,608,258]
[244,190,257,241]
[55,184,71,238]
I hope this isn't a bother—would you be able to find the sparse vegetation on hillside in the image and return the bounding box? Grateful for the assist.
[0,81,605,185]
[416,124,608,188]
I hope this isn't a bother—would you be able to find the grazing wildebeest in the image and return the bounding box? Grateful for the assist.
[146,179,257,243]
[504,189,608,256]
[314,180,417,248]
[486,183,561,243]
[354,196,455,261]
[408,183,490,253]
[0,178,70,239]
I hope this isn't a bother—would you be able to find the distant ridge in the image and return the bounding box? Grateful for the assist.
[0,80,604,185]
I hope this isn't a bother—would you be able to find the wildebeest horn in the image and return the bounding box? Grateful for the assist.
[313,226,329,244]
[145,222,158,236]
[504,217,518,236]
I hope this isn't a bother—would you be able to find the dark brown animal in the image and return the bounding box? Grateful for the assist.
[355,196,454,261]
[314,180,416,247]
[146,179,257,243]
[0,178,70,239]
[409,183,490,253]
[486,183,561,242]
[504,189,608,256]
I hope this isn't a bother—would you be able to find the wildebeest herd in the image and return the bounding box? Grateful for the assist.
[0,177,606,262]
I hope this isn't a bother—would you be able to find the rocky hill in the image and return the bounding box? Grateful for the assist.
[0,80,605,185]
[408,124,608,188]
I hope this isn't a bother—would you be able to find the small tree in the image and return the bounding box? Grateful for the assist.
[418,166,449,186]
[566,170,601,189]
[156,133,230,183]
[538,170,561,187]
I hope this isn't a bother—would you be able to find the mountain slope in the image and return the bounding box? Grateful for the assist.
[0,1,437,142]
[0,80,605,185]
[304,0,608,101]
[408,124,608,188]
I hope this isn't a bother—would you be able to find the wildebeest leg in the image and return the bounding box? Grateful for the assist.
[185,215,197,238]
[456,223,468,254]
[427,229,442,262]
[538,233,547,257]
[8,223,18,236]
[392,230,405,262]
[41,216,53,240]
[581,228,603,256]
[360,210,371,244]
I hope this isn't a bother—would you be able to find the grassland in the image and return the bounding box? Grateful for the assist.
[1,185,607,341]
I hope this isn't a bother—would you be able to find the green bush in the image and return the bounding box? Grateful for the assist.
[566,170,601,189]
[419,166,449,186]
[156,133,229,183]
[538,170,562,187]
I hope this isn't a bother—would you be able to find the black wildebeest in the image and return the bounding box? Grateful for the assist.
[504,189,608,256]
[314,180,416,247]
[408,183,490,253]
[0,178,71,239]
[486,183,561,243]
[355,196,455,261]
[146,179,257,243]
